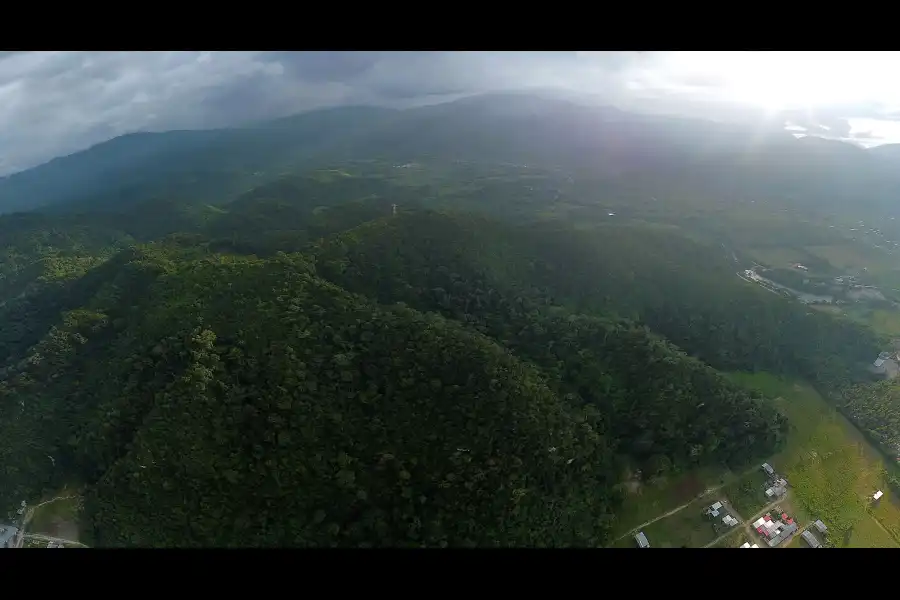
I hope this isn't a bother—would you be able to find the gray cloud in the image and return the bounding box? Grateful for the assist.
[1,51,899,176]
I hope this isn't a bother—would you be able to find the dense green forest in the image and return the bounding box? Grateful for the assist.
[0,195,885,546]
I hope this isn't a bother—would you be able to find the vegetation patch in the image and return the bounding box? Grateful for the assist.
[637,493,735,548]
[721,469,771,518]
[727,372,900,548]
[29,495,81,542]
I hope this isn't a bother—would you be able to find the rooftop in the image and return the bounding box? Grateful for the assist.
[813,520,827,533]
[635,531,650,548]
[801,530,822,548]
[0,525,19,547]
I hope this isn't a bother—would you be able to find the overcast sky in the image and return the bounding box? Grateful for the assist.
[1,51,899,176]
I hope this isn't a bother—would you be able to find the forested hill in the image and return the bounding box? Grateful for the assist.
[0,197,887,546]
[314,211,881,390]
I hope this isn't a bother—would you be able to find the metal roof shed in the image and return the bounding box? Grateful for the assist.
[801,530,822,548]
[635,532,650,548]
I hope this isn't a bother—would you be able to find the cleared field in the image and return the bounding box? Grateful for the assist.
[804,244,895,274]
[866,309,900,337]
[746,247,811,269]
[846,514,897,548]
[29,495,81,542]
[609,466,730,538]
[635,492,735,548]
[727,372,900,548]
[810,304,842,315]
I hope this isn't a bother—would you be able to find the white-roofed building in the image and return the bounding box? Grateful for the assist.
[874,490,884,501]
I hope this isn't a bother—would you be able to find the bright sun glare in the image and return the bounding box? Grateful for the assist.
[663,51,900,112]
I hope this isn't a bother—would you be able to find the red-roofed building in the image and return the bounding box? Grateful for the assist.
[764,515,772,522]
[781,513,789,520]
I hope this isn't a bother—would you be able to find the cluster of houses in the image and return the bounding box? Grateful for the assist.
[762,463,788,499]
[705,500,740,529]
[630,461,842,549]
[752,512,798,547]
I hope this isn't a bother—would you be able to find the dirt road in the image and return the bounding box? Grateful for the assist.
[611,465,760,544]
[23,533,86,548]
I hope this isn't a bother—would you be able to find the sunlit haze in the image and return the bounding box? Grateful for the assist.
[2,51,900,175]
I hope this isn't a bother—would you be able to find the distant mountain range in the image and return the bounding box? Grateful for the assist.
[1,91,899,216]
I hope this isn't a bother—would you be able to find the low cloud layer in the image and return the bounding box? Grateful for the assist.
[1,51,898,175]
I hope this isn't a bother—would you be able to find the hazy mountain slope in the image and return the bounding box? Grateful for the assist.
[0,107,395,214]
[1,91,899,218]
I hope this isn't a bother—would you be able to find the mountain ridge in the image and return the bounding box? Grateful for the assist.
[0,92,896,217]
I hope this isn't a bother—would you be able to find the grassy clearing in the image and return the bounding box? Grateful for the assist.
[29,495,81,541]
[710,528,749,549]
[810,304,842,315]
[636,492,739,548]
[609,466,731,538]
[864,309,900,337]
[726,372,900,548]
[721,469,771,518]
[804,244,894,274]
[747,247,809,269]
[846,514,897,548]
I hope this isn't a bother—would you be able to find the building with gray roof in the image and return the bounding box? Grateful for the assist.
[801,530,822,548]
[635,531,650,548]
[0,525,19,548]
[766,522,798,547]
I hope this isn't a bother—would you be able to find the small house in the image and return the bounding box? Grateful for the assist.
[707,501,723,517]
[740,542,750,548]
[874,490,884,501]
[813,520,827,534]
[801,530,822,548]
[762,463,775,475]
[635,531,650,548]
[723,515,739,527]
